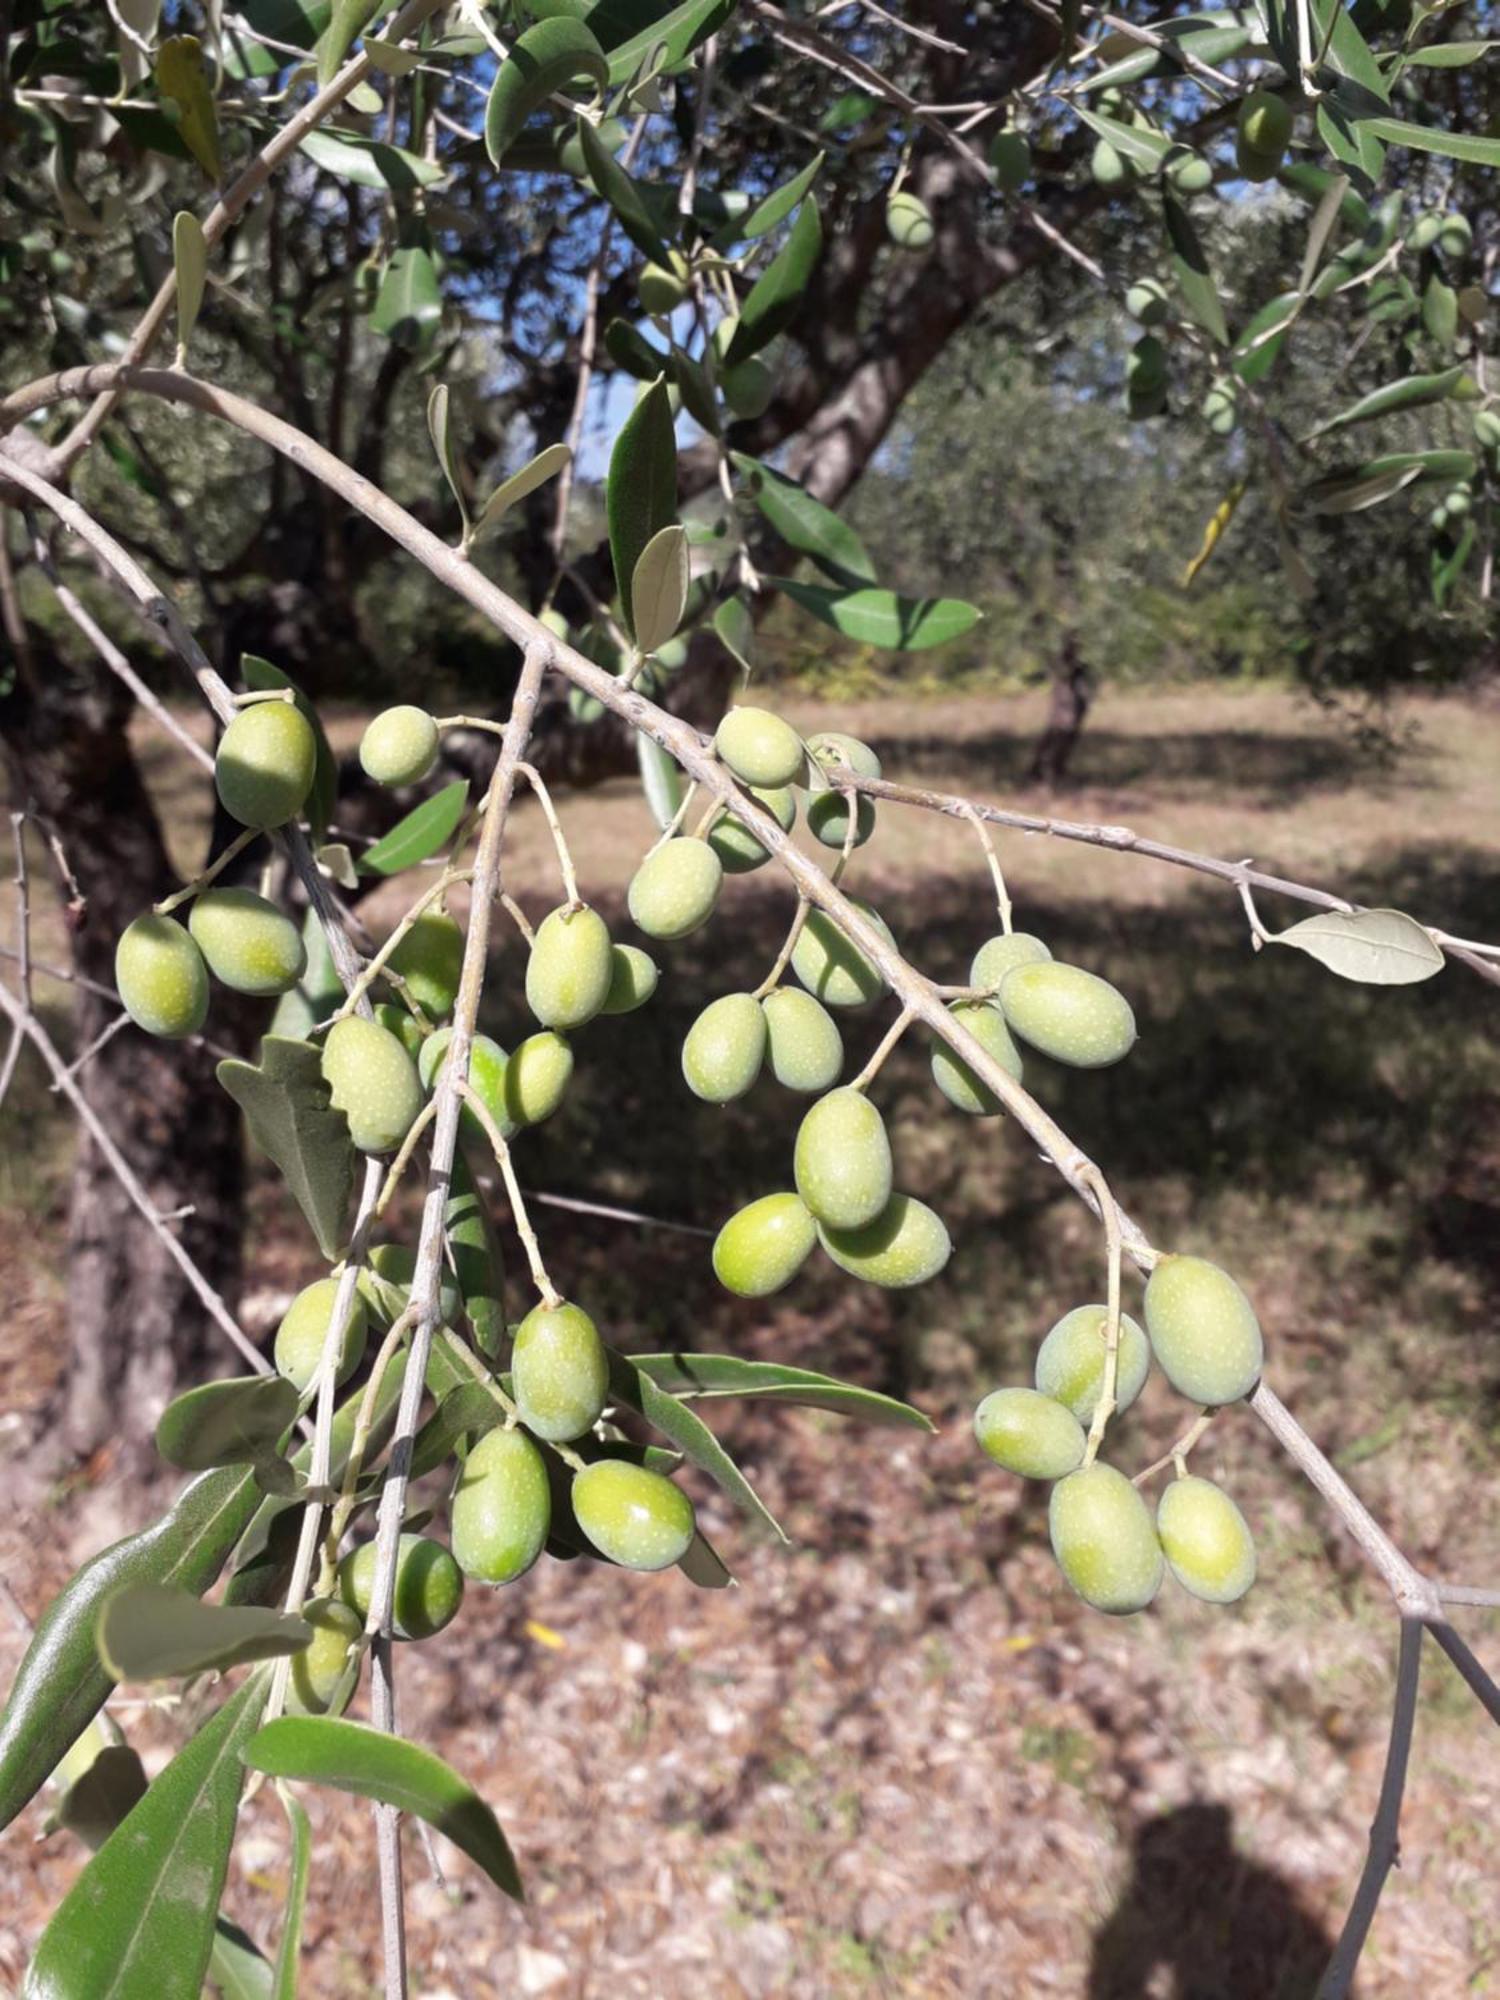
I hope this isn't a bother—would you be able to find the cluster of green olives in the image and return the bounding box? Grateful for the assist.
[974,1254,1264,1614]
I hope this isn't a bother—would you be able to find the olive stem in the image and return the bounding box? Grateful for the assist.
[1079,1165,1124,1468]
[517,761,580,909]
[152,824,260,914]
[960,801,1012,934]
[849,1005,914,1092]
[752,894,811,999]
[648,778,702,854]
[433,714,506,736]
[1131,1411,1214,1487]
[229,686,297,708]
[500,892,535,944]
[375,1099,441,1218]
[456,1077,564,1309]
[0,814,33,1117]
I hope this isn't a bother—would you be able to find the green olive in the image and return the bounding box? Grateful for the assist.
[337,1534,464,1641]
[930,1001,1023,1114]
[356,1243,459,1329]
[525,904,613,1029]
[273,1275,369,1392]
[998,961,1136,1069]
[886,191,935,249]
[989,129,1031,194]
[115,914,209,1039]
[1165,145,1213,194]
[1091,137,1129,188]
[388,910,465,1021]
[818,1193,951,1289]
[1143,1254,1263,1406]
[373,1002,426,1059]
[1235,89,1292,180]
[511,1299,610,1442]
[1049,1463,1163,1615]
[712,1191,818,1297]
[450,1425,552,1586]
[805,730,881,783]
[1156,1476,1257,1603]
[571,1459,695,1571]
[417,1027,515,1142]
[714,706,806,788]
[321,1016,425,1154]
[794,1086,893,1230]
[1035,1305,1151,1424]
[600,943,659,1014]
[288,1598,363,1715]
[215,701,317,829]
[682,992,767,1103]
[790,902,893,1009]
[187,888,306,997]
[708,785,797,874]
[638,258,689,314]
[1125,278,1170,327]
[722,355,775,420]
[627,838,723,940]
[503,1030,574,1127]
[359,706,439,787]
[973,1387,1086,1480]
[760,987,843,1093]
[806,787,876,851]
[970,931,1051,990]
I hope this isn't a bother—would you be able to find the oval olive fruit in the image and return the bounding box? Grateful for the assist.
[1165,145,1213,194]
[712,1192,818,1298]
[1035,1305,1151,1425]
[886,191,935,250]
[1128,334,1167,394]
[708,785,797,874]
[1236,89,1291,180]
[1473,408,1500,452]
[571,1459,695,1571]
[931,1001,1023,1115]
[418,1027,515,1142]
[356,1242,460,1330]
[806,787,876,851]
[974,1387,1086,1480]
[503,1030,574,1128]
[373,1002,426,1059]
[388,910,465,1021]
[338,1533,464,1641]
[115,914,210,1039]
[288,1598,363,1716]
[1157,1476,1256,1603]
[359,705,439,787]
[818,1193,951,1289]
[1408,212,1443,252]
[450,1425,552,1586]
[1125,277,1170,327]
[274,1275,369,1392]
[187,887,306,997]
[638,259,688,314]
[682,992,767,1103]
[805,731,881,851]
[1049,1463,1163,1615]
[715,706,806,789]
[999,961,1137,1069]
[989,128,1031,194]
[512,1299,609,1442]
[790,903,893,1008]
[1143,1254,1263,1406]
[806,730,882,783]
[215,700,317,830]
[601,943,659,1014]
[1437,212,1472,260]
[970,931,1051,990]
[627,838,723,940]
[1201,377,1239,437]
[761,987,843,1093]
[525,903,613,1029]
[722,355,775,420]
[321,1016,424,1154]
[794,1086,892,1230]
[1091,137,1129,188]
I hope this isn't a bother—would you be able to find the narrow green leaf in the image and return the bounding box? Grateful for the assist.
[245,1718,523,1900]
[315,0,380,83]
[270,1789,311,2000]
[298,127,444,191]
[1298,172,1348,296]
[209,1919,276,2000]
[604,317,667,379]
[731,454,875,586]
[157,1377,301,1473]
[448,1153,507,1361]
[24,1678,268,2000]
[172,211,207,358]
[1232,290,1300,385]
[1359,116,1500,169]
[1316,90,1386,185]
[630,522,689,653]
[735,151,824,241]
[1267,907,1445,984]
[636,730,687,829]
[712,594,755,676]
[1163,189,1228,345]
[607,375,677,636]
[371,242,442,350]
[767,577,980,651]
[1074,103,1173,173]
[1304,449,1475,512]
[723,198,821,364]
[1080,15,1249,92]
[97,1585,311,1681]
[51,1745,148,1851]
[576,114,669,260]
[679,1529,733,1589]
[606,1350,787,1541]
[358,779,470,877]
[631,1353,936,1428]
[485,18,609,164]
[1431,519,1476,609]
[1399,39,1497,67]
[426,383,469,537]
[1422,274,1458,350]
[155,33,221,182]
[240,656,337,840]
[217,1036,354,1258]
[468,442,572,549]
[1306,364,1467,438]
[586,0,735,84]
[362,34,422,75]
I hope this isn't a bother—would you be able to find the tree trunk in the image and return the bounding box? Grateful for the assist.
[1,646,247,1464]
[1027,642,1095,786]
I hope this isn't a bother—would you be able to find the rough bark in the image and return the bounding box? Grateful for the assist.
[1027,637,1096,786]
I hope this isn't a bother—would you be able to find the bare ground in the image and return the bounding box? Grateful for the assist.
[1,684,1498,1999]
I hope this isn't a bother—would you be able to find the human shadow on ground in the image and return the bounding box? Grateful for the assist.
[1087,1803,1349,2000]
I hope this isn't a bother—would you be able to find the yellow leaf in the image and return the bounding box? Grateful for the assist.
[155,35,221,183]
[1181,481,1245,589]
[524,1620,566,1651]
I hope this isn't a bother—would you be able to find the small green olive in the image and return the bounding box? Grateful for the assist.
[359,706,439,787]
[930,1001,1023,1114]
[215,701,317,830]
[712,1192,817,1297]
[525,904,614,1029]
[321,1017,425,1154]
[1156,1476,1257,1603]
[451,1425,552,1586]
[288,1598,363,1715]
[682,992,767,1103]
[818,1193,951,1289]
[600,943,659,1014]
[571,1459,695,1571]
[188,888,306,997]
[387,910,465,1022]
[708,786,797,874]
[274,1275,369,1392]
[970,931,1051,990]
[715,706,806,789]
[973,1387,1086,1480]
[1049,1463,1164,1615]
[511,1299,610,1442]
[886,191,935,250]
[999,961,1137,1069]
[373,1002,426,1059]
[337,1534,464,1641]
[627,838,723,940]
[503,1030,574,1128]
[1236,89,1292,181]
[1035,1305,1151,1424]
[760,987,843,1093]
[115,914,210,1039]
[638,258,689,314]
[417,1028,515,1142]
[790,902,893,1009]
[794,1086,893,1230]
[1143,1254,1263,1406]
[356,1243,459,1329]
[722,355,775,419]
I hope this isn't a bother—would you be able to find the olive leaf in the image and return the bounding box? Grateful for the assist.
[155,34,222,182]
[1305,365,1468,440]
[576,113,669,260]
[1163,189,1228,345]
[156,1376,301,1472]
[172,211,207,358]
[723,198,821,365]
[217,1036,354,1259]
[467,442,572,550]
[606,1350,788,1542]
[485,17,609,165]
[631,1353,935,1428]
[96,1585,312,1681]
[607,375,677,637]
[1266,908,1445,984]
[587,0,735,85]
[426,382,470,539]
[271,1787,312,2000]
[315,0,381,83]
[1306,448,1475,512]
[636,732,687,829]
[767,577,980,652]
[358,779,470,876]
[732,454,875,587]
[298,127,444,191]
[630,522,689,654]
[713,594,755,677]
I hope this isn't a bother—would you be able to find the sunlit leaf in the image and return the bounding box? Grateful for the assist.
[315,0,380,83]
[157,1377,300,1473]
[767,577,980,651]
[298,127,444,190]
[155,35,221,182]
[607,1350,787,1540]
[723,198,821,364]
[485,17,609,164]
[632,1353,935,1427]
[1361,116,1500,168]
[468,442,572,549]
[97,1585,311,1681]
[358,779,470,876]
[172,211,207,358]
[585,0,735,84]
[630,523,689,654]
[1306,364,1468,439]
[1267,907,1445,984]
[217,1036,354,1258]
[636,730,687,829]
[732,454,875,586]
[607,375,677,637]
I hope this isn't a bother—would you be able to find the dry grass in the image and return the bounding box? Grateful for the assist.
[1,682,1498,1998]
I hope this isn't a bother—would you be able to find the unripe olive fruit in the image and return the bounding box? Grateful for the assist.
[1126,278,1170,327]
[512,1299,609,1442]
[1201,376,1239,437]
[321,1016,425,1154]
[571,1459,695,1571]
[974,1387,1086,1480]
[1408,212,1443,252]
[418,1027,515,1141]
[215,700,317,829]
[385,910,464,1023]
[1127,335,1167,394]
[1091,137,1129,188]
[1049,1463,1163,1615]
[1236,90,1291,180]
[288,1598,363,1716]
[1443,483,1472,517]
[450,1425,552,1586]
[1127,380,1167,422]
[712,1191,817,1297]
[638,259,689,314]
[806,787,876,851]
[931,1000,1023,1115]
[1143,1254,1263,1406]
[989,128,1031,193]
[1473,408,1500,451]
[715,705,806,789]
[682,992,767,1103]
[708,785,797,873]
[186,887,306,997]
[790,902,893,1008]
[999,961,1137,1069]
[525,903,613,1028]
[338,1534,464,1641]
[760,987,843,1092]
[601,943,659,1014]
[1437,212,1472,259]
[357,1243,459,1329]
[1165,145,1212,193]
[722,355,775,420]
[503,1030,574,1127]
[1035,1305,1151,1424]
[885,191,935,250]
[971,931,1051,989]
[818,1193,951,1289]
[115,914,210,1039]
[627,838,723,940]
[274,1275,369,1392]
[1157,1476,1256,1603]
[374,1002,426,1059]
[794,1086,893,1230]
[359,705,439,787]
[806,730,882,783]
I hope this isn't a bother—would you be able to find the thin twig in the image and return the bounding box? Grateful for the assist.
[0,813,32,1113]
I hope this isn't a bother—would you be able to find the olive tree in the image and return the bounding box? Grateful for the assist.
[0,0,1498,1993]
